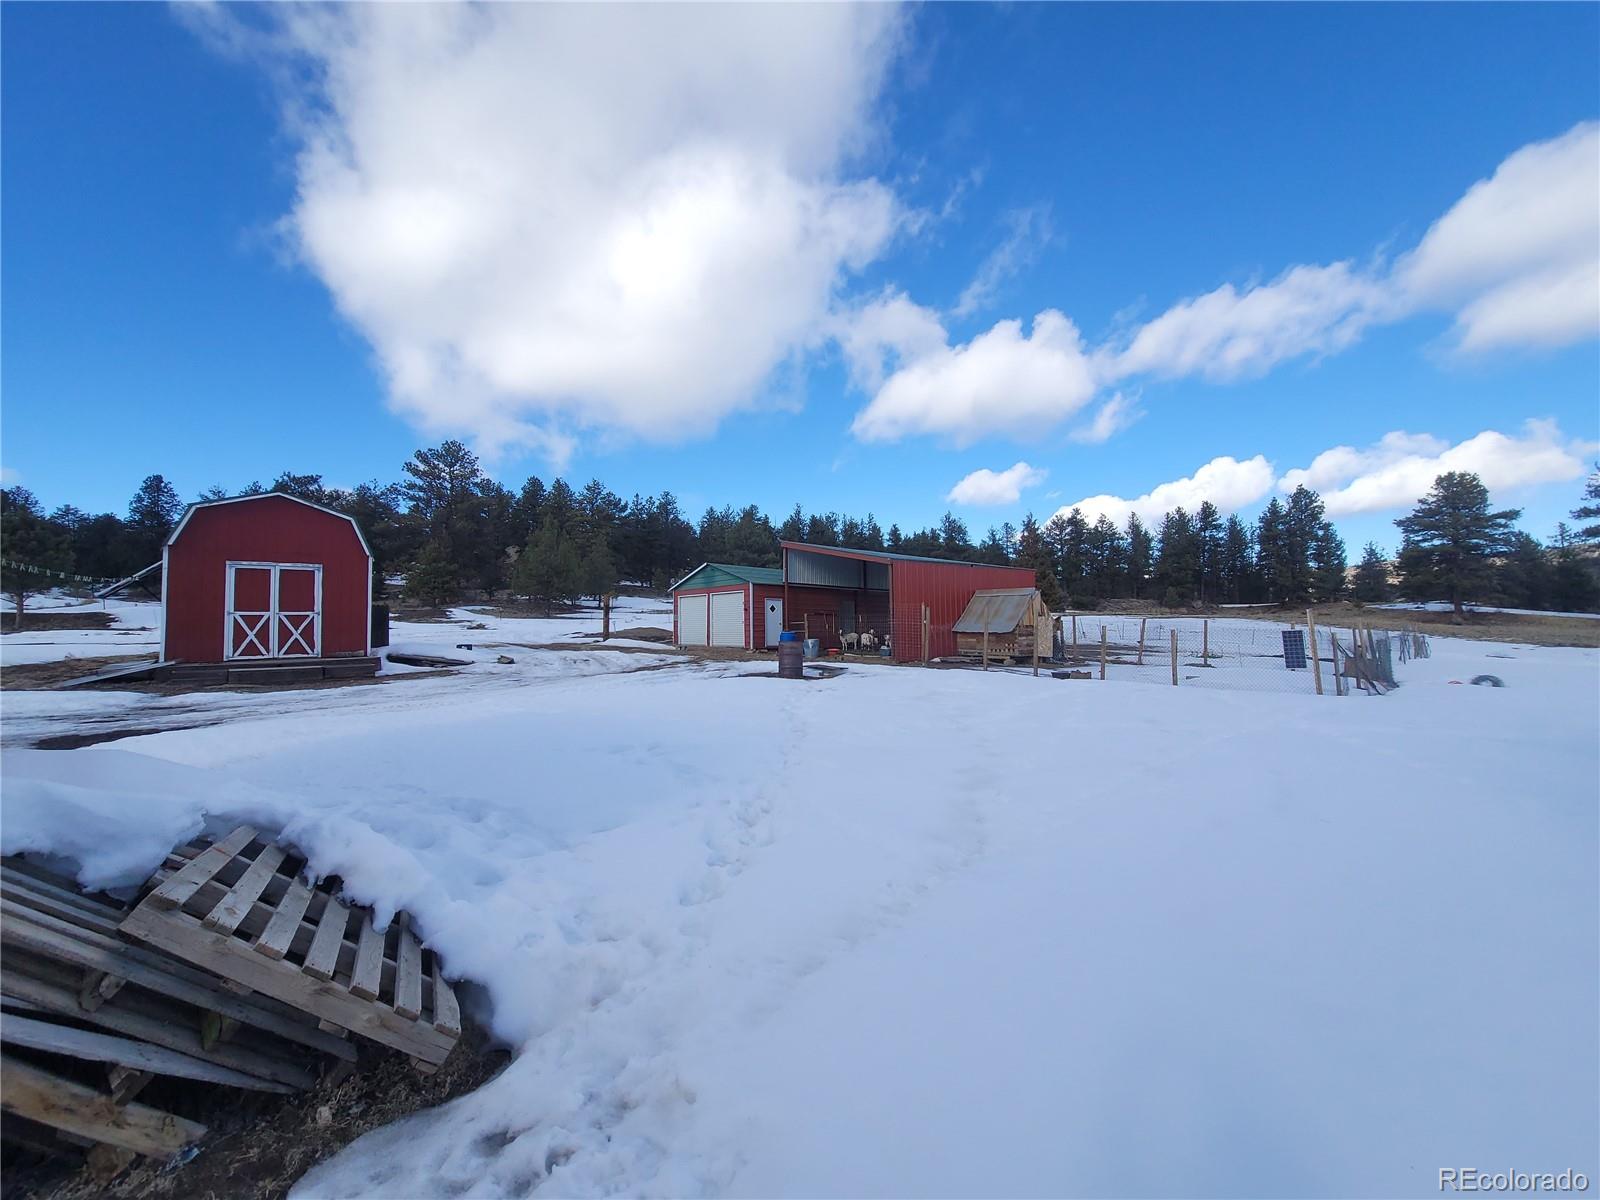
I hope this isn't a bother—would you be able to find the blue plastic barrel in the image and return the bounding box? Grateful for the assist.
[779,630,800,643]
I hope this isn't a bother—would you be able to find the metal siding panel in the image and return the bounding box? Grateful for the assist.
[785,549,866,589]
[164,495,369,663]
[890,561,1036,660]
[677,593,709,645]
[709,590,744,647]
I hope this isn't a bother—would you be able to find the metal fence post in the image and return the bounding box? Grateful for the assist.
[1170,629,1178,685]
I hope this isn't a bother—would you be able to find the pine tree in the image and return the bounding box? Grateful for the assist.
[1394,472,1521,618]
[512,477,547,546]
[1255,497,1288,603]
[1153,508,1198,606]
[1351,543,1391,604]
[404,539,457,608]
[1055,509,1090,600]
[580,534,619,602]
[1194,501,1223,604]
[1570,467,1600,543]
[1493,533,1554,611]
[1015,514,1062,610]
[1218,515,1254,603]
[127,474,181,564]
[1309,520,1347,602]
[1124,513,1153,600]
[1086,515,1127,600]
[937,512,972,559]
[512,517,583,615]
[2,489,72,627]
[778,504,807,543]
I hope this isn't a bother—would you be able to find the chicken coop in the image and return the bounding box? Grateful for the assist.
[952,588,1054,663]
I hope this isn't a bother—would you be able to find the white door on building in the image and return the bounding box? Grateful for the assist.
[226,562,322,659]
[677,594,709,646]
[709,590,745,647]
[764,598,783,647]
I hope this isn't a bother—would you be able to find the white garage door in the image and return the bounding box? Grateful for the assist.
[677,593,709,646]
[709,590,745,647]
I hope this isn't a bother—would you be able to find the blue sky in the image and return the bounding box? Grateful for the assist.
[3,2,1596,552]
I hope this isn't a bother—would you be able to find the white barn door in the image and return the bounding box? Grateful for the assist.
[677,593,709,646]
[227,562,322,659]
[709,591,744,647]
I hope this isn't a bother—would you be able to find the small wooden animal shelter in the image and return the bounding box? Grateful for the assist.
[953,588,1052,663]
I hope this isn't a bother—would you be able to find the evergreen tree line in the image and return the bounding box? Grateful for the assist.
[3,441,1597,618]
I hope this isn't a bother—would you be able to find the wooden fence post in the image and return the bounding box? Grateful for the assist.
[1099,626,1108,680]
[1032,623,1039,677]
[1071,615,1078,651]
[982,628,989,671]
[601,594,611,642]
[1306,608,1323,695]
[1137,617,1147,666]
[1202,619,1209,662]
[1170,629,1179,686]
[921,604,930,665]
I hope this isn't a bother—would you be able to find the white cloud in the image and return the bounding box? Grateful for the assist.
[850,310,1097,445]
[951,204,1053,318]
[1279,420,1596,515]
[1106,261,1391,382]
[1394,121,1600,352]
[843,122,1599,448]
[946,461,1048,506]
[834,289,949,394]
[1055,455,1275,527]
[1068,393,1141,444]
[202,4,907,461]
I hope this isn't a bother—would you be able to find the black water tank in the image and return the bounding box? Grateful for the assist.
[371,603,390,649]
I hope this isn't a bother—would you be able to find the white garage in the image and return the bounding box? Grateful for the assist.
[669,563,783,650]
[708,591,744,646]
[676,592,709,646]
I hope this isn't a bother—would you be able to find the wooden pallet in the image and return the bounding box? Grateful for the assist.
[2,860,354,1167]
[118,828,460,1069]
[1,861,347,1094]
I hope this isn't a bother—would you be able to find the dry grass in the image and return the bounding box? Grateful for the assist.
[0,612,117,633]
[1299,602,1600,648]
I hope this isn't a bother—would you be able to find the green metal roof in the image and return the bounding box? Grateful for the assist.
[671,562,783,590]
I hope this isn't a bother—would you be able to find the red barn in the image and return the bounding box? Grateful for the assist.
[161,494,372,664]
[669,543,1039,661]
[780,542,1036,661]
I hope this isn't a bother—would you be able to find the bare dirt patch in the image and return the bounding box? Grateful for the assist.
[1,655,157,690]
[1,613,119,633]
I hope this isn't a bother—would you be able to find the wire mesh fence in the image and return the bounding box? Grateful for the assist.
[1039,614,1432,697]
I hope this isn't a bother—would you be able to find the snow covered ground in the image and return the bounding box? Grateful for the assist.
[2,626,1596,1197]
[0,594,162,666]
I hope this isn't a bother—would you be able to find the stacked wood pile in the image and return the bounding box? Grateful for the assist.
[1,827,461,1181]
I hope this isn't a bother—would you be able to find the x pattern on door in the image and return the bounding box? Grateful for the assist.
[226,562,322,659]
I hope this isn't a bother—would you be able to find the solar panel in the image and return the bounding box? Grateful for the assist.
[1282,629,1308,670]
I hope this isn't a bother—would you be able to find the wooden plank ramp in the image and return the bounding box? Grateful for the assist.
[120,828,461,1067]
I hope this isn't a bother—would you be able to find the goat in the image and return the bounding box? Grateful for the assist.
[859,629,877,653]
[841,630,859,652]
